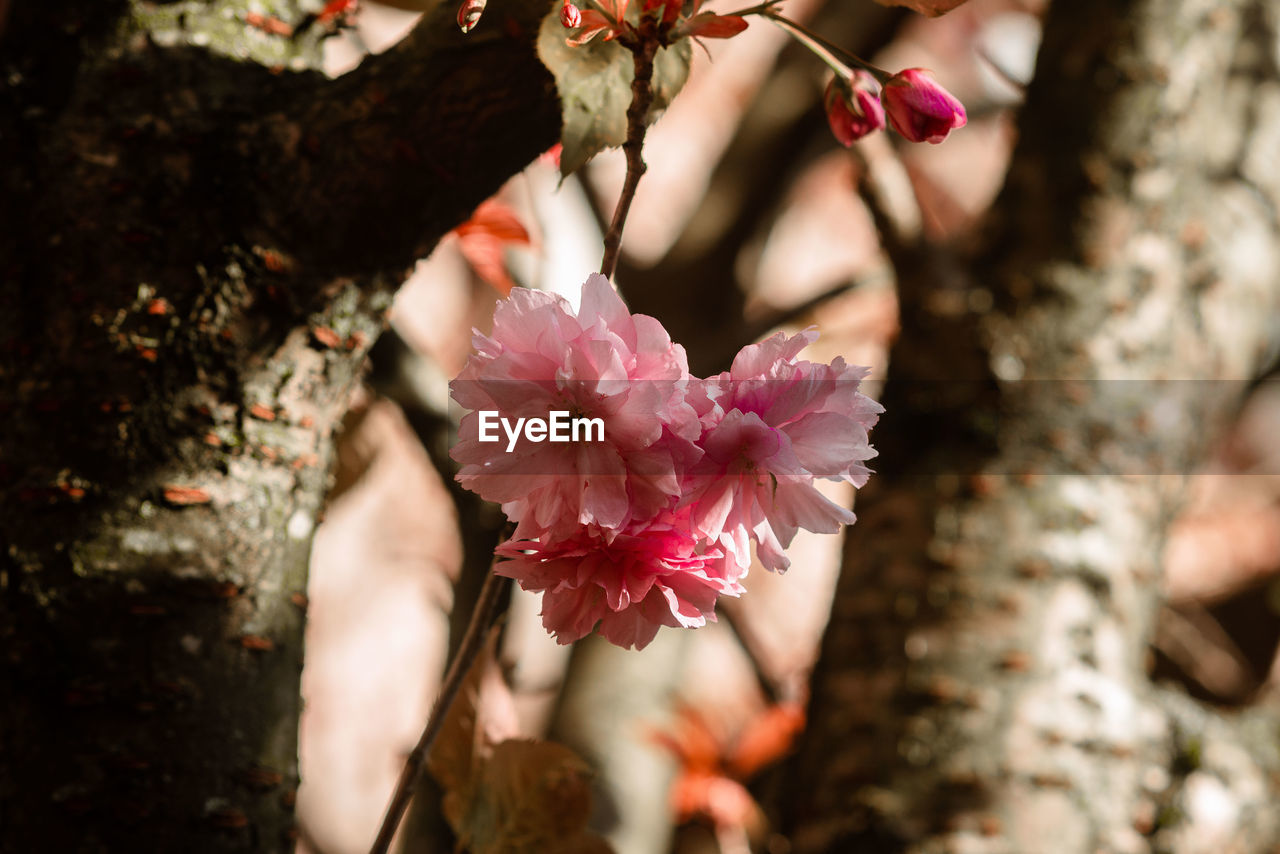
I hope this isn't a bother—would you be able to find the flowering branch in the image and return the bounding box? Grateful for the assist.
[600,23,661,280]
[764,10,966,145]
[368,569,512,854]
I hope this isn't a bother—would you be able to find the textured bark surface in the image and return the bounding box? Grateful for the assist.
[781,0,1280,852]
[0,1,558,850]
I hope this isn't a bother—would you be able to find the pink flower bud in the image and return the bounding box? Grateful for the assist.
[880,68,966,144]
[560,0,583,28]
[456,0,486,32]
[564,9,614,45]
[823,72,885,146]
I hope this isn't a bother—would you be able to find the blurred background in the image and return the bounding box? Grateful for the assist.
[295,1,1280,851]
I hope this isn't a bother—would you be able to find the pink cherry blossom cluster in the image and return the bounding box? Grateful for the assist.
[451,275,882,650]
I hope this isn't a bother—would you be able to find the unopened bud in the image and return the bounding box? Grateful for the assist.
[881,68,966,144]
[561,0,583,28]
[824,71,885,146]
[456,0,486,32]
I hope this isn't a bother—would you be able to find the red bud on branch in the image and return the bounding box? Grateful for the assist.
[456,0,486,33]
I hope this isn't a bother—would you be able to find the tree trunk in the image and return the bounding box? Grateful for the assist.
[781,0,1280,851]
[0,2,558,850]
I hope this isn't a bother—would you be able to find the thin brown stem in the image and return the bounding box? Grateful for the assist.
[717,599,788,704]
[599,29,660,280]
[764,11,889,82]
[368,569,512,854]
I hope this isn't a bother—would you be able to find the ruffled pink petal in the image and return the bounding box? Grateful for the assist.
[783,411,875,477]
[730,329,818,380]
[771,476,856,537]
[539,584,605,645]
[598,606,663,650]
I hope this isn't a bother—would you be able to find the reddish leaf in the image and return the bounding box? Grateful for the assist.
[238,635,275,651]
[452,200,533,296]
[207,807,249,829]
[312,326,343,349]
[245,12,293,36]
[539,143,564,169]
[163,485,211,505]
[678,12,748,39]
[652,702,802,836]
[565,10,616,46]
[670,771,760,832]
[649,704,721,773]
[726,701,804,778]
[317,0,357,23]
[240,766,285,789]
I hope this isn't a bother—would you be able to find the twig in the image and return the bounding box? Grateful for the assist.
[717,599,789,704]
[742,275,879,341]
[368,569,512,854]
[850,140,922,258]
[1153,602,1256,703]
[763,11,888,82]
[599,27,660,280]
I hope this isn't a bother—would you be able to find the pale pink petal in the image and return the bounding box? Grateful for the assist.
[539,584,605,645]
[771,477,856,536]
[730,329,817,380]
[784,411,875,476]
[579,273,636,347]
[598,607,663,650]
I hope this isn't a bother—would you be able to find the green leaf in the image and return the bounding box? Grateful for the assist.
[536,13,692,177]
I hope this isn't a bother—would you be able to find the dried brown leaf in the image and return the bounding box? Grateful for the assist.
[873,0,970,16]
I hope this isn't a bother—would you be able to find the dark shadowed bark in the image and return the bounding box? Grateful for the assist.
[782,0,1280,851]
[0,1,557,849]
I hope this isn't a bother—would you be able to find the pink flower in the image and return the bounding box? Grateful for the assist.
[452,277,881,650]
[683,330,882,572]
[496,514,744,650]
[881,68,966,144]
[824,71,885,146]
[450,275,700,541]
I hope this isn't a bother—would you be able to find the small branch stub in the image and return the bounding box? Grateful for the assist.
[599,25,660,280]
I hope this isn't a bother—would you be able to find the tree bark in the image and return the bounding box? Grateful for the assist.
[781,0,1280,852]
[0,1,558,850]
